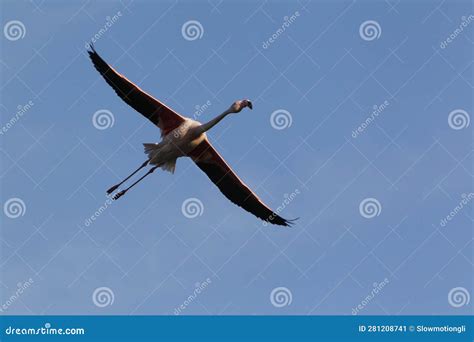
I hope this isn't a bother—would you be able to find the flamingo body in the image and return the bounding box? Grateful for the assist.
[144,119,206,173]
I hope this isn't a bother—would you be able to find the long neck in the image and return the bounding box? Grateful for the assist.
[198,109,232,134]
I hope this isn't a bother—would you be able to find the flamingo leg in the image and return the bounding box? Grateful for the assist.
[106,159,150,195]
[112,165,159,200]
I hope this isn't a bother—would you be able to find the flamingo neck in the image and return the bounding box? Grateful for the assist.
[198,109,233,134]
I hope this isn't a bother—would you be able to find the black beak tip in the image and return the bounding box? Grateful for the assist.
[248,101,253,110]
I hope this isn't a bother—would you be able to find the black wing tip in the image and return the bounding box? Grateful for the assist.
[282,217,299,227]
[86,41,96,53]
[265,216,299,227]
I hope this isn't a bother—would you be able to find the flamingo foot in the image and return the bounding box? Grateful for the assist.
[113,190,126,200]
[106,184,120,195]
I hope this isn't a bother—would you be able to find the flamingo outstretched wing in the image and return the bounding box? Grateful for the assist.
[88,45,185,136]
[190,140,295,226]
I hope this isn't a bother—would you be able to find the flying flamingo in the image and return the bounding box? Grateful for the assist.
[88,46,295,226]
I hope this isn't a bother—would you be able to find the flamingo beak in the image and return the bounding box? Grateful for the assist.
[247,101,253,110]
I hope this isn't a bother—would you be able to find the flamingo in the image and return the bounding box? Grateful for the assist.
[88,45,295,226]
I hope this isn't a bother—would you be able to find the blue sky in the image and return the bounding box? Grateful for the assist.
[0,0,472,315]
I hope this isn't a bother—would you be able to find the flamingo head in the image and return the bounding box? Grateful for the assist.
[230,99,253,113]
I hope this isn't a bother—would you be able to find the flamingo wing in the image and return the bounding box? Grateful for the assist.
[87,45,185,136]
[190,140,294,226]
